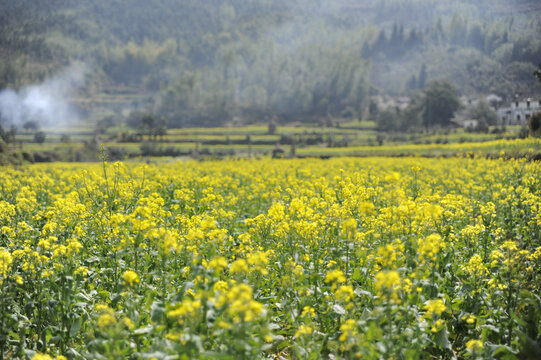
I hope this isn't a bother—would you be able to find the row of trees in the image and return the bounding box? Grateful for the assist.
[363,15,541,64]
[152,37,370,127]
[376,81,462,132]
[0,123,47,149]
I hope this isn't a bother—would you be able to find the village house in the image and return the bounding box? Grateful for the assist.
[497,98,541,126]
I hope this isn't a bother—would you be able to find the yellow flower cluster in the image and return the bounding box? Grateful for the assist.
[0,248,13,279]
[374,270,401,293]
[122,270,140,287]
[295,324,313,338]
[418,234,444,264]
[424,299,446,318]
[214,283,264,323]
[167,298,202,325]
[463,254,488,277]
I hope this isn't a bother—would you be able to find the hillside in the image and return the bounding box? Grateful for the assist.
[0,0,540,128]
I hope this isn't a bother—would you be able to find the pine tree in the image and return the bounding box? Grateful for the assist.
[418,64,427,89]
[406,75,417,90]
[535,63,541,83]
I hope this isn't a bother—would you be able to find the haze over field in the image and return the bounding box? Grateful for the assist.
[0,64,86,128]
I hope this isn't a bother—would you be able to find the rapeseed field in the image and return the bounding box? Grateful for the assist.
[0,157,540,359]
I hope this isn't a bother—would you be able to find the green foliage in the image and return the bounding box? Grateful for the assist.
[418,64,427,90]
[33,131,46,144]
[422,81,461,129]
[0,125,17,144]
[126,112,168,140]
[23,121,39,132]
[535,63,541,83]
[377,108,401,132]
[0,157,540,357]
[468,99,499,130]
[1,0,540,127]
[95,116,116,135]
[529,112,541,137]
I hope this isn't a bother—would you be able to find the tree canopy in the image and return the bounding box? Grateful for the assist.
[422,81,461,129]
[535,63,541,83]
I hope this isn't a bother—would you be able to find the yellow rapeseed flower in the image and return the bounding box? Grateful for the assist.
[0,248,13,278]
[31,354,53,360]
[325,269,346,284]
[295,325,313,338]
[335,285,354,302]
[424,299,446,318]
[462,254,488,277]
[97,313,117,330]
[374,270,401,292]
[339,319,358,343]
[230,259,249,275]
[246,251,270,275]
[122,270,140,287]
[465,339,483,351]
[301,306,316,318]
[207,256,228,272]
[418,234,444,263]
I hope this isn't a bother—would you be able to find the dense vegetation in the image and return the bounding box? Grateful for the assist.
[1,0,541,127]
[0,157,540,359]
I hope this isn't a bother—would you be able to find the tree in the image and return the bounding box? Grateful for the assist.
[267,120,277,135]
[535,63,541,83]
[377,107,401,132]
[5,125,17,144]
[96,115,115,135]
[153,120,168,142]
[34,131,46,144]
[468,99,499,130]
[368,100,379,120]
[126,110,144,128]
[406,74,417,90]
[0,124,5,152]
[529,112,541,137]
[401,95,424,131]
[418,64,427,89]
[422,81,461,129]
[23,121,39,132]
[141,113,156,140]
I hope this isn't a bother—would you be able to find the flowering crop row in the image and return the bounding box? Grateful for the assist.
[0,157,540,359]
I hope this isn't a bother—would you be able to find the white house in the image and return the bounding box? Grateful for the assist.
[497,98,541,126]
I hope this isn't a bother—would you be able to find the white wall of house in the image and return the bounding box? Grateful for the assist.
[498,99,541,126]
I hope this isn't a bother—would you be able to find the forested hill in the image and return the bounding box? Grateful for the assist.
[1,0,541,126]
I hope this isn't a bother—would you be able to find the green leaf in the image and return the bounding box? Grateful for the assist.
[352,267,362,281]
[85,256,101,263]
[436,327,452,351]
[332,304,346,315]
[69,316,82,337]
[134,326,153,335]
[150,301,165,323]
[488,344,519,359]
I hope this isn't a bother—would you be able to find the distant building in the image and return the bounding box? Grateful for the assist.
[395,96,411,111]
[462,119,479,129]
[370,95,410,112]
[450,112,477,130]
[497,98,541,126]
[486,94,503,107]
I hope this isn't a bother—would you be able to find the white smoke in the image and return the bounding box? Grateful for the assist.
[0,64,87,128]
